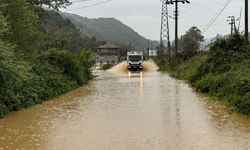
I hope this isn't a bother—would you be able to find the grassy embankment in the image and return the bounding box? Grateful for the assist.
[157,34,250,115]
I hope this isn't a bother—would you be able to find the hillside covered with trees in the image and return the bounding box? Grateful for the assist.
[61,12,159,50]
[0,0,99,118]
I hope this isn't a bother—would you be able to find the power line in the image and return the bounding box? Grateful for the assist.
[66,0,112,11]
[202,0,232,33]
[238,0,244,31]
[181,0,203,14]
[71,0,93,3]
[180,1,243,22]
[202,0,230,33]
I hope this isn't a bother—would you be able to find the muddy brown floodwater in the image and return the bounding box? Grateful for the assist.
[0,61,250,150]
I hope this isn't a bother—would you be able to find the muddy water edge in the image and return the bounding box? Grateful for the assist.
[0,61,250,150]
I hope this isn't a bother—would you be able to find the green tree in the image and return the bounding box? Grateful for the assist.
[2,0,40,55]
[0,40,35,114]
[27,0,72,10]
[0,1,97,118]
[0,10,8,39]
[179,26,204,58]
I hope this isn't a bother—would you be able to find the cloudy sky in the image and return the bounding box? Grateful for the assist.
[62,0,246,41]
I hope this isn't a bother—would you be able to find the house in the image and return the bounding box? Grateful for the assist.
[97,43,120,65]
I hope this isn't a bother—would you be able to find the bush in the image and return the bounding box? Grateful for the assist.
[32,48,95,98]
[0,40,36,115]
[174,53,207,80]
[100,64,114,70]
[155,58,171,72]
[190,34,250,115]
[0,45,95,118]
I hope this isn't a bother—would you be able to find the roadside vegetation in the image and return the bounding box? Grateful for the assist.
[157,27,250,115]
[99,64,114,70]
[0,0,98,118]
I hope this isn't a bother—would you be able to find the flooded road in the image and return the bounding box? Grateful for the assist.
[0,61,250,150]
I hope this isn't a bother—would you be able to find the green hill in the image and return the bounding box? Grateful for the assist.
[60,12,158,50]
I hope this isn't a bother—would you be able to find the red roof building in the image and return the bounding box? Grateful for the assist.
[97,43,120,64]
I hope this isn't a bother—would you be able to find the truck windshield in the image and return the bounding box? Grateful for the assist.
[129,55,142,61]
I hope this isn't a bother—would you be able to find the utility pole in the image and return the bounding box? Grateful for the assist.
[227,16,237,35]
[160,0,171,60]
[245,0,248,41]
[175,1,178,57]
[166,0,190,57]
[147,40,150,59]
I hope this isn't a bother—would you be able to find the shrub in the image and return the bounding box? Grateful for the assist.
[100,64,114,70]
[190,33,250,114]
[0,40,36,115]
[0,45,95,118]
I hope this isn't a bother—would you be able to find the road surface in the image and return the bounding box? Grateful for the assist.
[0,62,250,150]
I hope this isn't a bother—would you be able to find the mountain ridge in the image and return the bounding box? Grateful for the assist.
[60,12,158,50]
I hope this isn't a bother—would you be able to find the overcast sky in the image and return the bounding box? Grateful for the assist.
[62,0,246,41]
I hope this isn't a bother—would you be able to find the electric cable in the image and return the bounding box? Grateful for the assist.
[238,0,244,30]
[202,0,232,33]
[71,0,93,2]
[66,0,112,11]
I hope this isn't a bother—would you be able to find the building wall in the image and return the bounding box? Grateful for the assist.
[97,48,119,56]
[97,48,120,65]
[98,55,119,65]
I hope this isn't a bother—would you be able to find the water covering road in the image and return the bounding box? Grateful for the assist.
[0,61,250,150]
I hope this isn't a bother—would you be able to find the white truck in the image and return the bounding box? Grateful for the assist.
[127,51,144,71]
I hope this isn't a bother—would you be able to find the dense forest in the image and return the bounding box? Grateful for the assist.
[0,0,100,118]
[61,12,159,50]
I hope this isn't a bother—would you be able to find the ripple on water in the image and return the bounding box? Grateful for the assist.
[0,62,250,150]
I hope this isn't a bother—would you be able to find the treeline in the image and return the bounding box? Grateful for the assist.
[157,26,204,66]
[61,13,159,50]
[0,0,99,118]
[157,28,250,115]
